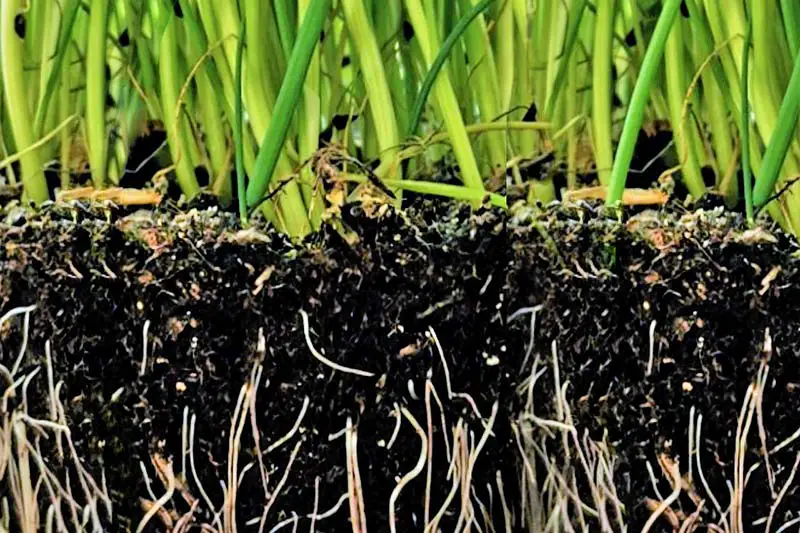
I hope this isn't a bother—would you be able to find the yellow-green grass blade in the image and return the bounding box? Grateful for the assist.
[297,0,325,229]
[407,0,494,138]
[158,16,201,198]
[86,0,112,188]
[1,0,48,202]
[341,0,402,182]
[404,0,485,192]
[454,0,505,171]
[245,0,332,211]
[592,0,616,185]
[753,45,800,208]
[607,0,683,205]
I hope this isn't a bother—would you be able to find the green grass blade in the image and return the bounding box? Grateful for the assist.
[406,0,494,138]
[1,0,48,202]
[341,175,507,208]
[663,13,706,198]
[382,178,506,208]
[404,0,485,193]
[298,0,325,229]
[782,0,800,58]
[341,0,401,179]
[493,0,514,112]
[606,0,683,205]
[274,0,296,60]
[235,25,247,225]
[543,0,588,120]
[753,45,800,207]
[245,0,332,207]
[86,0,111,188]
[158,16,201,199]
[741,17,754,223]
[454,0,504,171]
[592,0,616,185]
[33,0,81,139]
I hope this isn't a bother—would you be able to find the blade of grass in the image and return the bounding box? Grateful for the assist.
[1,0,48,202]
[753,42,800,207]
[158,16,201,199]
[245,0,333,207]
[455,0,505,171]
[297,0,326,229]
[274,0,296,60]
[663,12,706,198]
[782,0,800,58]
[340,174,507,208]
[403,0,488,194]
[341,0,402,182]
[592,0,616,185]
[493,0,514,112]
[234,25,247,226]
[543,0,588,120]
[33,0,81,140]
[606,0,683,206]
[741,16,754,223]
[86,0,111,188]
[406,0,494,138]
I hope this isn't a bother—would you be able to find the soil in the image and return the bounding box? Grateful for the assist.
[507,201,800,529]
[3,191,800,531]
[0,198,514,531]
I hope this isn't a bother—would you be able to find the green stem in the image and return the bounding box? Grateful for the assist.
[86,0,111,188]
[606,0,683,205]
[1,0,48,202]
[407,0,494,137]
[753,40,800,208]
[664,14,706,198]
[245,0,332,208]
[782,0,800,58]
[741,17,754,224]
[340,174,507,208]
[403,0,486,193]
[592,0,616,185]
[234,25,247,226]
[341,0,402,180]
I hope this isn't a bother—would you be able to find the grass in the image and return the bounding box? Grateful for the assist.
[3,0,532,240]
[4,1,800,236]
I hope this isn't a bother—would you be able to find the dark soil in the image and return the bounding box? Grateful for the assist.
[507,201,800,529]
[0,199,514,531]
[4,194,800,531]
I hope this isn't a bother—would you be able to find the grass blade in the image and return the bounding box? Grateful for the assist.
[341,0,401,180]
[406,0,495,138]
[753,43,800,207]
[592,0,616,185]
[235,25,247,225]
[1,0,48,202]
[543,0,588,120]
[741,17,754,223]
[86,0,111,188]
[33,0,81,139]
[245,0,332,208]
[606,0,683,206]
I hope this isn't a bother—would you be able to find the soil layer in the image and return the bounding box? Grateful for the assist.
[1,200,513,531]
[3,197,800,531]
[508,201,800,528]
